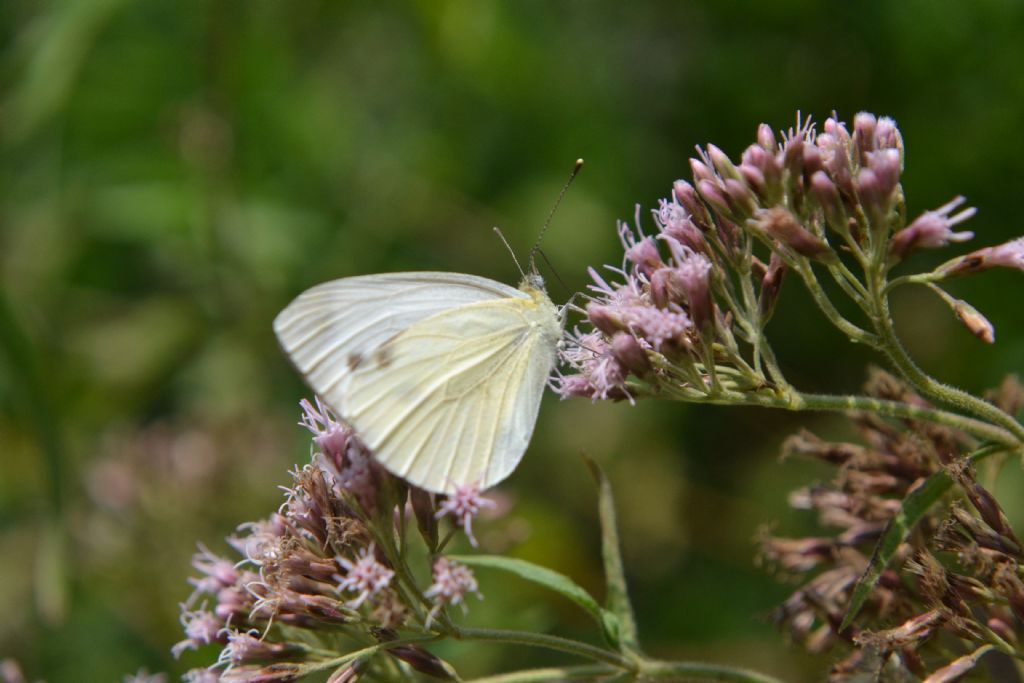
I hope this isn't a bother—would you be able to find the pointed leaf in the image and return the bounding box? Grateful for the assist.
[450,555,604,626]
[582,454,638,652]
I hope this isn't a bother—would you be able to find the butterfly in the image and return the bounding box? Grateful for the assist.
[273,270,564,494]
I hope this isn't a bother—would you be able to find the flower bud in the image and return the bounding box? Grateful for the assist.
[676,252,714,330]
[697,179,733,219]
[810,171,846,233]
[920,647,989,683]
[756,207,833,261]
[742,143,782,198]
[659,217,706,253]
[853,610,942,650]
[586,303,624,336]
[387,645,457,680]
[782,136,804,180]
[867,148,901,199]
[856,168,889,230]
[759,252,787,320]
[757,122,776,150]
[802,144,823,177]
[707,144,740,180]
[890,197,975,261]
[853,111,877,157]
[611,332,652,376]
[724,178,758,217]
[673,179,715,232]
[327,662,363,683]
[689,158,716,185]
[738,163,766,199]
[948,462,1019,544]
[937,292,995,344]
[624,236,664,278]
[874,116,902,151]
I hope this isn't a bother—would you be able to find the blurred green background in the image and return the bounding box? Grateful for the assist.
[3,1,1024,680]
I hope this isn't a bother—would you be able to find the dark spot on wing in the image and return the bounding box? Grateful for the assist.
[375,345,394,368]
[347,352,364,370]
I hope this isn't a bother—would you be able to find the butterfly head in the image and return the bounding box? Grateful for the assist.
[522,271,546,293]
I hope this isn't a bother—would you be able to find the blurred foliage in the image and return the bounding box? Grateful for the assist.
[1,1,1023,681]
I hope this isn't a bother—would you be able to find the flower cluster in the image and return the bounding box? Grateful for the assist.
[761,371,1024,680]
[175,398,490,682]
[557,112,1024,403]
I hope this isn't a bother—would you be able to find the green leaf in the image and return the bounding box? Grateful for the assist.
[450,555,604,626]
[582,454,639,652]
[840,444,1004,631]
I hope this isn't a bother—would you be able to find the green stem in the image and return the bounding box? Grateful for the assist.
[826,260,870,307]
[883,271,945,294]
[868,278,1024,443]
[646,383,1019,447]
[455,627,634,671]
[465,665,614,683]
[640,660,788,683]
[792,261,877,346]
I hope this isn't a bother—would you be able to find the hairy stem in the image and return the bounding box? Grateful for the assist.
[647,383,1019,447]
[866,271,1024,443]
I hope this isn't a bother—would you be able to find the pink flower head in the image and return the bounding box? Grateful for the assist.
[555,329,629,402]
[890,196,975,260]
[424,557,482,626]
[435,482,497,547]
[619,216,663,278]
[655,198,706,253]
[173,608,224,658]
[986,236,1024,271]
[625,305,691,351]
[335,544,394,609]
[188,546,240,598]
[299,396,351,464]
[215,629,301,669]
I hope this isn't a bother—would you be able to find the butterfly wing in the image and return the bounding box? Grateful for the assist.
[341,291,561,493]
[274,272,527,407]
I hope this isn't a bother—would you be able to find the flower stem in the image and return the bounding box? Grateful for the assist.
[464,664,615,682]
[454,627,635,670]
[867,272,1024,443]
[649,383,1019,447]
[640,660,789,683]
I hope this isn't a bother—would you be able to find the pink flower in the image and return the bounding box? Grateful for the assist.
[188,546,240,599]
[173,608,224,658]
[424,557,482,627]
[890,196,975,259]
[987,236,1024,270]
[299,397,350,464]
[435,483,497,547]
[335,544,394,609]
[554,330,629,402]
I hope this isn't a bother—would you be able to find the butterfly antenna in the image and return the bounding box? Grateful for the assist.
[535,247,570,297]
[528,158,584,273]
[493,227,527,280]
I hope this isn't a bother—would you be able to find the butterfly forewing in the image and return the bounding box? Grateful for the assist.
[274,272,526,402]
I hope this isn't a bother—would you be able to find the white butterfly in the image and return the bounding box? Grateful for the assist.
[274,271,564,494]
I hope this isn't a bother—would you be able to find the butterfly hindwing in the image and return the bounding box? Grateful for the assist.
[343,292,561,492]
